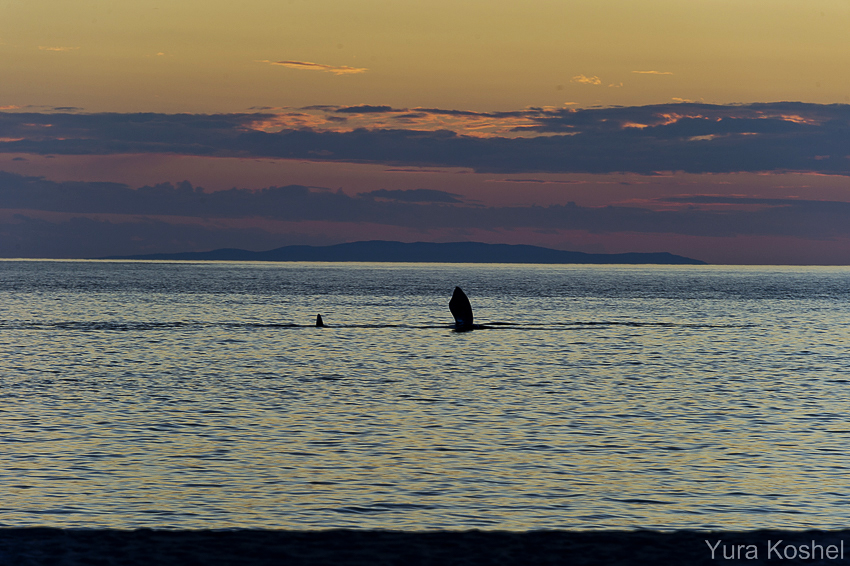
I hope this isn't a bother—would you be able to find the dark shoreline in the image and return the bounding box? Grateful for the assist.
[2,528,848,565]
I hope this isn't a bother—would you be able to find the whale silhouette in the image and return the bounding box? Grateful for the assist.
[449,286,474,331]
[313,289,479,330]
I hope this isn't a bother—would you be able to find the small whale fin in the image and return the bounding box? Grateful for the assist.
[449,286,474,330]
[316,314,325,327]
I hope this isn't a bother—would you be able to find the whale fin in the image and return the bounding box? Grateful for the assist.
[449,286,474,330]
[316,314,325,327]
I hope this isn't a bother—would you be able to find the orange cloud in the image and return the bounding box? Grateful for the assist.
[244,106,542,138]
[260,60,367,75]
[632,70,673,75]
[571,74,602,85]
[656,113,706,125]
[779,114,820,125]
[245,112,334,132]
[39,46,80,52]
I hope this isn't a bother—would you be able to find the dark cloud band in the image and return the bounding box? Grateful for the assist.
[1,102,848,175]
[2,172,849,240]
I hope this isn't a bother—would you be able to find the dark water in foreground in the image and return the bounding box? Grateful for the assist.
[2,260,850,531]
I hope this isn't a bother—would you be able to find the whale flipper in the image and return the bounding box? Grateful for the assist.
[449,286,474,330]
[316,314,325,327]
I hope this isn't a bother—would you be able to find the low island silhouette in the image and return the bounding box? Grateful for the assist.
[103,240,706,265]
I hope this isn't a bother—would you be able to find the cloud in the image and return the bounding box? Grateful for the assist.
[3,172,850,246]
[336,105,395,113]
[361,189,463,203]
[632,70,673,75]
[260,60,367,75]
[487,178,588,185]
[38,46,79,52]
[241,105,537,137]
[571,75,602,85]
[2,102,849,175]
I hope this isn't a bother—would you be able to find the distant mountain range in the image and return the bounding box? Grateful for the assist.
[104,241,707,265]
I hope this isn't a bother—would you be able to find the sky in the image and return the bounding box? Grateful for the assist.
[1,0,850,263]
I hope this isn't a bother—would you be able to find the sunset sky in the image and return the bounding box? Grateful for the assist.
[2,0,849,263]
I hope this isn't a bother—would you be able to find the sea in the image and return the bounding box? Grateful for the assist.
[2,260,850,532]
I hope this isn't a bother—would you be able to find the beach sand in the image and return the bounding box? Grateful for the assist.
[1,529,847,565]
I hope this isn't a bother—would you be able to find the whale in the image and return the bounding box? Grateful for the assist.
[449,286,474,331]
[314,289,479,330]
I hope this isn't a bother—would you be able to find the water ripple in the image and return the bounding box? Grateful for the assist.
[1,261,849,530]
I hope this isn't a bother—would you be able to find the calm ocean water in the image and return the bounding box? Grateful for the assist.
[2,260,850,531]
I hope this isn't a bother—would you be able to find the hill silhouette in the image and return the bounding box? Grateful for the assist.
[104,241,707,264]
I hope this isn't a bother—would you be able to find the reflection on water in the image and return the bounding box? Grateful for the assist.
[1,261,850,530]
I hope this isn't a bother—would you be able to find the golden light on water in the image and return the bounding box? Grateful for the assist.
[3,262,850,529]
